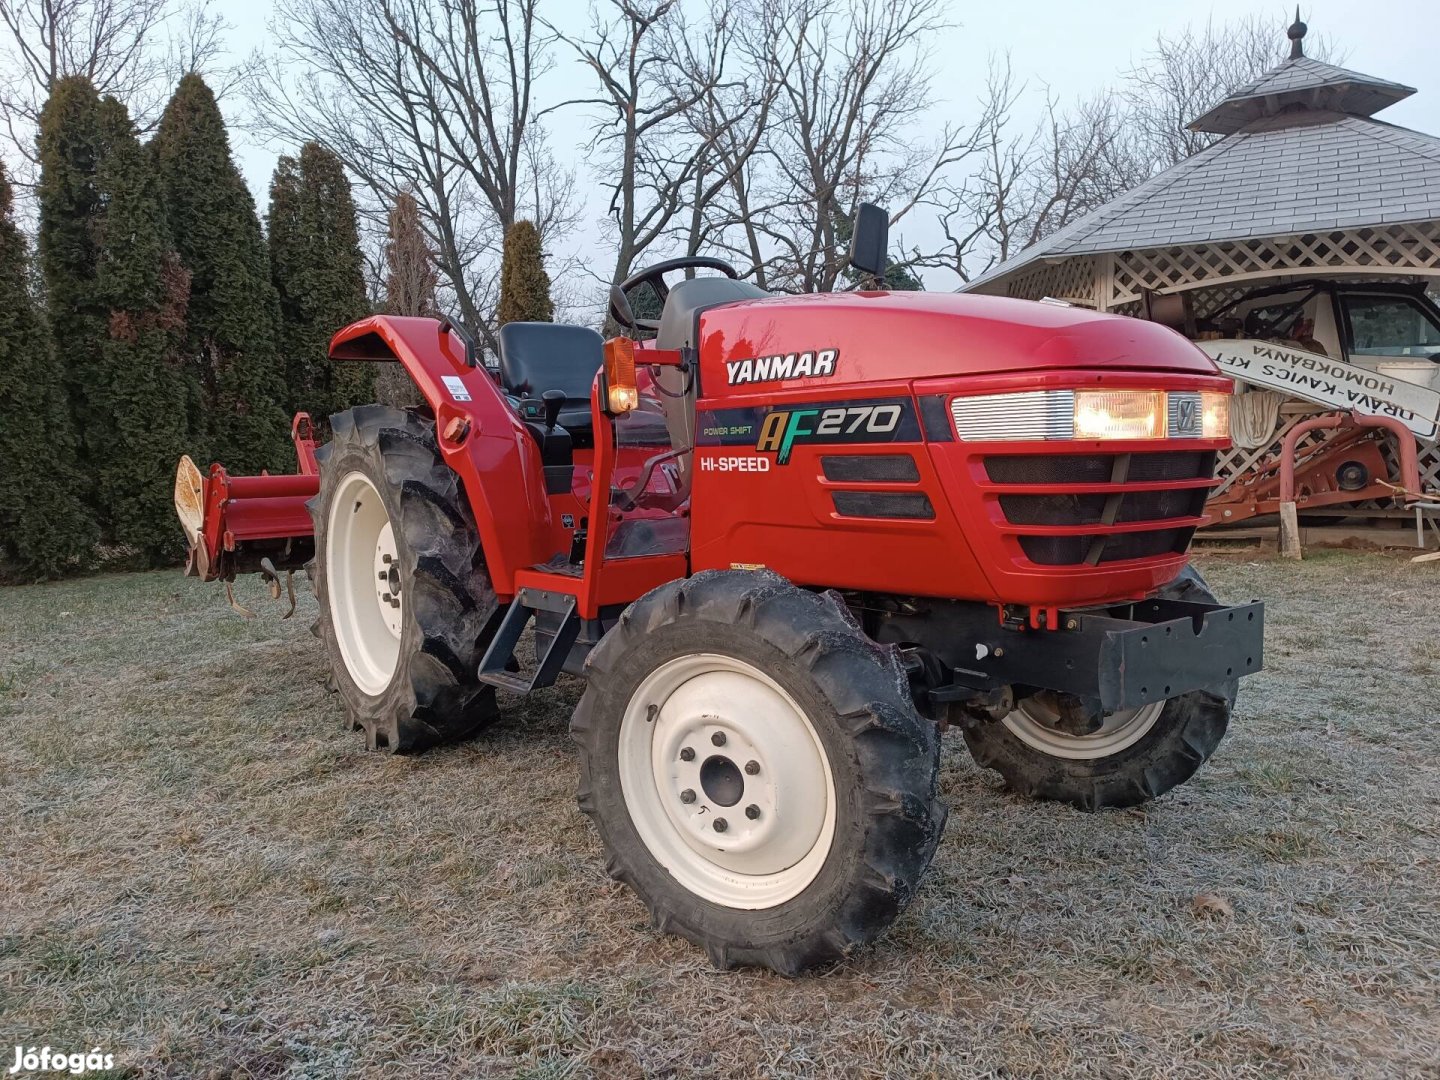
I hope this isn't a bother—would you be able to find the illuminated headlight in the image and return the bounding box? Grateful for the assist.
[1073,390,1165,440]
[950,389,1231,441]
[1200,391,1230,439]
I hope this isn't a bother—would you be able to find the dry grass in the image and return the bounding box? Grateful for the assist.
[1,551,1438,1078]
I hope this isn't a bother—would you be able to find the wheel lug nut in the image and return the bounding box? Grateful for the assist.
[744,760,760,775]
[679,747,695,762]
[378,571,389,581]
[713,818,728,833]
[382,554,392,564]
[745,804,760,820]
[711,732,726,746]
[680,789,696,804]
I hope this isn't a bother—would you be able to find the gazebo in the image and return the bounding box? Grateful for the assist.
[964,16,1440,534]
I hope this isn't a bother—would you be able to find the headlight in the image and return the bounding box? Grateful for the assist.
[1073,390,1165,440]
[950,389,1231,441]
[1200,391,1229,439]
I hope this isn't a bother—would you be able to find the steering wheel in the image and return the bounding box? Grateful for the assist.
[610,256,739,332]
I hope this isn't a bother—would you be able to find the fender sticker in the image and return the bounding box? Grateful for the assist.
[442,375,472,402]
[698,397,920,465]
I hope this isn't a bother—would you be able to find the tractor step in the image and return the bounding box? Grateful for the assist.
[476,588,582,694]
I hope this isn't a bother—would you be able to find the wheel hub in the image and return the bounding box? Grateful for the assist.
[698,755,744,807]
[663,718,780,851]
[372,521,402,636]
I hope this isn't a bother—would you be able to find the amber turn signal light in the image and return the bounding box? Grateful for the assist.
[603,336,639,414]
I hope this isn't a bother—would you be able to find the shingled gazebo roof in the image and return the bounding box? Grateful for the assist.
[1188,56,1414,134]
[966,16,1436,294]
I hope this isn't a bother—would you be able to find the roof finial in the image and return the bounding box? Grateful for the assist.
[1288,7,1307,59]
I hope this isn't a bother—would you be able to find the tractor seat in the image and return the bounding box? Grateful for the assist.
[497,322,604,438]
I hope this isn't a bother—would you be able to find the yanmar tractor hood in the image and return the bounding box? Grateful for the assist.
[696,291,1218,391]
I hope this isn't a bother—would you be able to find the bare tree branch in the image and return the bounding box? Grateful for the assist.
[245,0,578,349]
[0,0,230,197]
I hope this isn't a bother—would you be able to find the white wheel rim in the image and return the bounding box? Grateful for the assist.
[1002,695,1166,760]
[617,653,836,910]
[327,471,402,696]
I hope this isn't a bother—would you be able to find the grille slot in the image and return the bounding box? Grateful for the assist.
[1128,451,1214,481]
[986,451,1213,485]
[1001,489,1208,527]
[1000,493,1108,525]
[832,492,935,520]
[985,454,1113,485]
[821,454,920,483]
[1116,488,1209,522]
[1019,528,1189,566]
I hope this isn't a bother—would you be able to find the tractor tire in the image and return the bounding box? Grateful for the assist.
[308,405,499,752]
[961,565,1237,811]
[571,570,946,974]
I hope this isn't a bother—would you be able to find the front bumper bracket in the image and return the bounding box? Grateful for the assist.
[941,597,1264,714]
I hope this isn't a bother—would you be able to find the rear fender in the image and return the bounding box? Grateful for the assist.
[329,315,556,598]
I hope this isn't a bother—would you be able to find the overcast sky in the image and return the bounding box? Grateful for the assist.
[215,0,1439,304]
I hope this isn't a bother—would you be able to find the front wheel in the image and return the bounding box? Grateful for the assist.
[962,566,1237,811]
[571,571,946,974]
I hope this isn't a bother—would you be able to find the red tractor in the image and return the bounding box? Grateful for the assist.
[175,210,1263,973]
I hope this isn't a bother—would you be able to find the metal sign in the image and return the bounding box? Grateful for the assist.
[1199,340,1440,439]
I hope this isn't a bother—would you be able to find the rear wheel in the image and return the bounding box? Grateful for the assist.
[572,571,946,974]
[308,405,499,751]
[961,566,1237,810]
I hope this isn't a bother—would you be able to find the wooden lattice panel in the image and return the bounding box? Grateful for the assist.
[1103,223,1440,309]
[1002,257,1101,307]
[1417,440,1440,495]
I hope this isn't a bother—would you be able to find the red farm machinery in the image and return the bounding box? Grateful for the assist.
[175,209,1264,973]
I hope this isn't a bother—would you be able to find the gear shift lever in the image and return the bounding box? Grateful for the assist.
[542,389,566,432]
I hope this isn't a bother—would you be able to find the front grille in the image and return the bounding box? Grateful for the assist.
[986,451,1216,566]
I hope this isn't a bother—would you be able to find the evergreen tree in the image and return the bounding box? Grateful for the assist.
[496,220,554,326]
[0,161,97,578]
[375,191,437,408]
[153,72,289,474]
[267,142,373,421]
[93,98,196,562]
[35,76,115,498]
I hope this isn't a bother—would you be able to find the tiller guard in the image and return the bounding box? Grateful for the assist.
[174,413,320,617]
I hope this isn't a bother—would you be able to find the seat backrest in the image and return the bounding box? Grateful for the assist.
[656,277,769,350]
[497,322,604,403]
[653,277,770,497]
